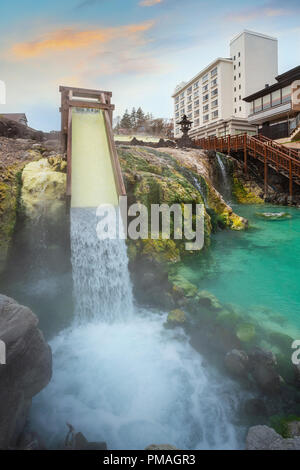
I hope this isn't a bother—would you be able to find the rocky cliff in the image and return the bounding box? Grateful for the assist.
[0,294,52,449]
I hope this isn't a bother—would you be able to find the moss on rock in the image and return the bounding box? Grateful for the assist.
[232,175,264,204]
[166,309,187,326]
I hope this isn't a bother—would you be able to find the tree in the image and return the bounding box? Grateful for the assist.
[130,108,137,129]
[120,109,132,130]
[136,107,145,128]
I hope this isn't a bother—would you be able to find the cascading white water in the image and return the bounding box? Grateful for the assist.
[31,204,250,450]
[70,208,133,322]
[216,153,232,203]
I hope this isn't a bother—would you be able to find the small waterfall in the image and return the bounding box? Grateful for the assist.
[192,176,207,206]
[70,207,133,322]
[216,153,232,204]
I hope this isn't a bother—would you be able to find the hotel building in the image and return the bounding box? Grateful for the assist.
[172,30,278,139]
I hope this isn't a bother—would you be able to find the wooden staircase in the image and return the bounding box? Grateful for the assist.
[194,133,300,197]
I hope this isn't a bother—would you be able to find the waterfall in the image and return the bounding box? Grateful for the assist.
[70,207,133,322]
[216,153,232,204]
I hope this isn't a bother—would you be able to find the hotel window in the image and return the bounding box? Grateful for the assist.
[180,92,185,100]
[202,73,208,82]
[234,97,237,102]
[211,88,218,97]
[211,78,217,87]
[238,52,240,57]
[235,108,237,113]
[203,104,209,112]
[239,106,242,111]
[203,84,208,92]
[203,93,209,102]
[238,62,241,67]
[194,81,199,89]
[239,84,241,90]
[188,95,192,102]
[234,65,236,70]
[263,94,271,110]
[239,73,241,78]
[212,99,218,108]
[203,114,209,122]
[239,95,241,100]
[211,67,217,77]
[180,100,185,108]
[234,87,236,92]
[194,109,200,117]
[175,112,179,118]
[180,108,185,115]
[234,76,236,81]
[194,91,199,98]
[188,104,192,111]
[271,90,281,107]
[188,113,192,119]
[282,85,291,104]
[187,86,192,95]
[194,118,200,126]
[175,104,179,111]
[194,99,199,107]
[175,97,179,104]
[212,110,218,119]
[234,55,236,60]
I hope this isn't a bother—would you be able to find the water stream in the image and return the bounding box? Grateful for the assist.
[29,207,248,450]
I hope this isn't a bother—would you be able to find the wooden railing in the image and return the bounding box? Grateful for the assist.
[194,133,300,197]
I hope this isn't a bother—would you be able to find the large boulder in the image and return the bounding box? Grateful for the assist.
[21,158,66,219]
[224,349,249,377]
[246,425,300,450]
[0,294,52,448]
[248,348,282,394]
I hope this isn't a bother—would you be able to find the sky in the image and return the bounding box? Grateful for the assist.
[0,0,299,131]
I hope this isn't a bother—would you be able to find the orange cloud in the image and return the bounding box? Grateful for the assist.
[139,0,163,6]
[12,21,154,59]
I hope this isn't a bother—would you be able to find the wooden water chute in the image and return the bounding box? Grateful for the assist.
[59,86,126,199]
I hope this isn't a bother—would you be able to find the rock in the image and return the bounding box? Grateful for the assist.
[74,432,107,450]
[295,364,300,387]
[21,158,66,219]
[224,349,249,377]
[197,290,222,311]
[166,309,186,327]
[145,444,179,450]
[246,425,300,450]
[287,421,300,438]
[236,323,256,343]
[248,348,282,394]
[0,294,52,449]
[255,211,291,220]
[244,398,268,417]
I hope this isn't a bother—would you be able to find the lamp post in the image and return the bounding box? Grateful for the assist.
[176,114,193,147]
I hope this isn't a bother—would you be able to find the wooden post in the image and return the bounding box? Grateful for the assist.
[289,159,293,199]
[244,134,248,175]
[264,146,268,196]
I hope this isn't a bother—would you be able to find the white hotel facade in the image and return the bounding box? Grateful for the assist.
[172,30,278,139]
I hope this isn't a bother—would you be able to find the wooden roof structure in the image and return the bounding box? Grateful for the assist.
[59,86,126,198]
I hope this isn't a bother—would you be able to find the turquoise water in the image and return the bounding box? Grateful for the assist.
[177,204,300,339]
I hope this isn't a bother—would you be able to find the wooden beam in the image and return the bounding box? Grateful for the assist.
[244,134,248,175]
[264,146,268,196]
[66,108,72,197]
[289,159,293,199]
[103,109,126,197]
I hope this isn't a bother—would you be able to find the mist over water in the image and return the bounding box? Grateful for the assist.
[30,207,248,450]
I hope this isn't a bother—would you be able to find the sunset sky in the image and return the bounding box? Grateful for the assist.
[1,0,299,131]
